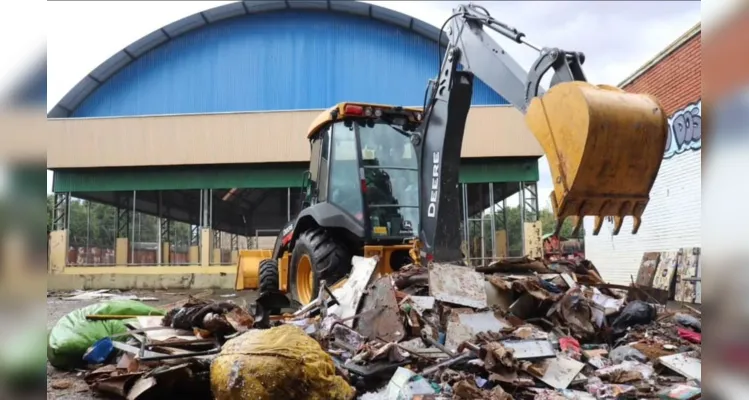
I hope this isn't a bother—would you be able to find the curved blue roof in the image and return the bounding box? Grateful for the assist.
[49,1,508,118]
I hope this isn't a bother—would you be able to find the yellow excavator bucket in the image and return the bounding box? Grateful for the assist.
[525,81,668,236]
[235,249,272,290]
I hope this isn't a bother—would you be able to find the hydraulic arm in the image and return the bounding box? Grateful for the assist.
[415,4,669,263]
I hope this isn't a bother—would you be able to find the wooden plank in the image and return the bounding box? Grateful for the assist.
[523,221,543,259]
[652,250,680,298]
[635,252,661,287]
[674,248,700,303]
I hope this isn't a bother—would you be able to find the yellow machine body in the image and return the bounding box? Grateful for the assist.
[234,249,272,290]
[235,244,413,301]
[525,81,669,236]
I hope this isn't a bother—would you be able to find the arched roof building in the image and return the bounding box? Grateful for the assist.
[47,1,543,278]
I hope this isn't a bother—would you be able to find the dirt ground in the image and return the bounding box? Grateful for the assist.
[45,288,259,400]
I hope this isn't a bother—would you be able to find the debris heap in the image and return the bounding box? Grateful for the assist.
[273,256,702,399]
[46,255,702,400]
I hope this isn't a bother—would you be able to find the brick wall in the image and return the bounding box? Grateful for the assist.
[623,33,701,115]
[585,28,702,286]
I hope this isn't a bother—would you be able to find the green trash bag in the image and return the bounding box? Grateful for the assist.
[47,300,165,370]
[0,329,47,390]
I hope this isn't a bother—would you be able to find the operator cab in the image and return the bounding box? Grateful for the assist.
[304,102,423,243]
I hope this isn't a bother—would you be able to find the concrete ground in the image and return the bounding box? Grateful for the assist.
[45,289,259,400]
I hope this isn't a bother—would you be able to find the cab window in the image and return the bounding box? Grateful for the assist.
[328,122,364,220]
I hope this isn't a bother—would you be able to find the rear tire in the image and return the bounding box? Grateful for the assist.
[289,228,351,306]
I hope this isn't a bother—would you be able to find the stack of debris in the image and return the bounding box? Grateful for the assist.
[265,256,702,399]
[46,255,702,400]
[47,293,256,399]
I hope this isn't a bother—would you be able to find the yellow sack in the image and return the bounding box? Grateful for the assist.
[210,324,355,400]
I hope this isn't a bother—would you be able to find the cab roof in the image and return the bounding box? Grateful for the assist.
[306,102,423,139]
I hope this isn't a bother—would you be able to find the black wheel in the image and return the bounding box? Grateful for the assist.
[258,258,279,293]
[288,228,351,306]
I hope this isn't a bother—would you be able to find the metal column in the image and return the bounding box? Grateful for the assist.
[479,184,485,265]
[52,192,70,231]
[130,191,136,264]
[519,182,526,256]
[461,183,469,260]
[489,182,497,259]
[157,191,171,266]
[521,182,539,222]
[115,194,131,239]
[85,200,91,263]
[191,189,202,247]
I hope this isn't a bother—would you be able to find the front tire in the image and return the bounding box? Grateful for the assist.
[258,258,279,293]
[288,228,351,306]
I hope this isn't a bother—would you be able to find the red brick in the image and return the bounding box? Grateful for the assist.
[623,34,701,115]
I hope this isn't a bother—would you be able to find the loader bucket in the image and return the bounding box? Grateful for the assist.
[235,249,273,290]
[525,81,668,236]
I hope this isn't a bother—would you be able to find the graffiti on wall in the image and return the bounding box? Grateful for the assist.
[664,100,701,159]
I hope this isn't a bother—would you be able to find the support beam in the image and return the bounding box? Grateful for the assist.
[52,192,70,231]
[521,182,539,222]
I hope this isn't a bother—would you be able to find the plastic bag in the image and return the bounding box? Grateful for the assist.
[673,313,701,332]
[609,345,647,364]
[610,300,656,337]
[211,324,355,400]
[47,300,164,369]
[0,329,47,390]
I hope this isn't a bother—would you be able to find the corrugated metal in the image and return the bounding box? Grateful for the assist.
[48,106,542,169]
[72,10,506,118]
[52,158,539,193]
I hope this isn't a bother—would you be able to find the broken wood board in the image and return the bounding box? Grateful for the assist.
[529,355,586,390]
[445,310,511,352]
[485,280,513,312]
[131,317,197,342]
[356,276,405,342]
[635,252,661,287]
[652,250,681,296]
[694,253,702,304]
[327,256,379,327]
[524,221,543,259]
[409,296,436,315]
[502,340,556,359]
[674,248,700,303]
[508,293,536,320]
[63,289,159,302]
[429,263,487,308]
[658,353,701,381]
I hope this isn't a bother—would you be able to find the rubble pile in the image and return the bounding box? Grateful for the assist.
[46,255,702,400]
[277,256,702,399]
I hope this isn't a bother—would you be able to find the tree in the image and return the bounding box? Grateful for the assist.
[46,195,193,249]
[468,205,584,257]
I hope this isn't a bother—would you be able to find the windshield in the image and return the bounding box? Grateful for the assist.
[359,123,419,238]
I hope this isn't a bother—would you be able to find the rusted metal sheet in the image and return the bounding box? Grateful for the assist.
[675,248,700,303]
[652,250,680,295]
[528,355,586,389]
[429,263,488,309]
[445,310,511,351]
[356,276,405,343]
[635,252,661,287]
[328,256,379,327]
[659,353,701,381]
[502,340,556,359]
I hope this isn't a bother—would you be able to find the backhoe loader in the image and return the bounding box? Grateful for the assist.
[235,4,669,306]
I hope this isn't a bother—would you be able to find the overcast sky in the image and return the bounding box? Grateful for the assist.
[37,1,701,203]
